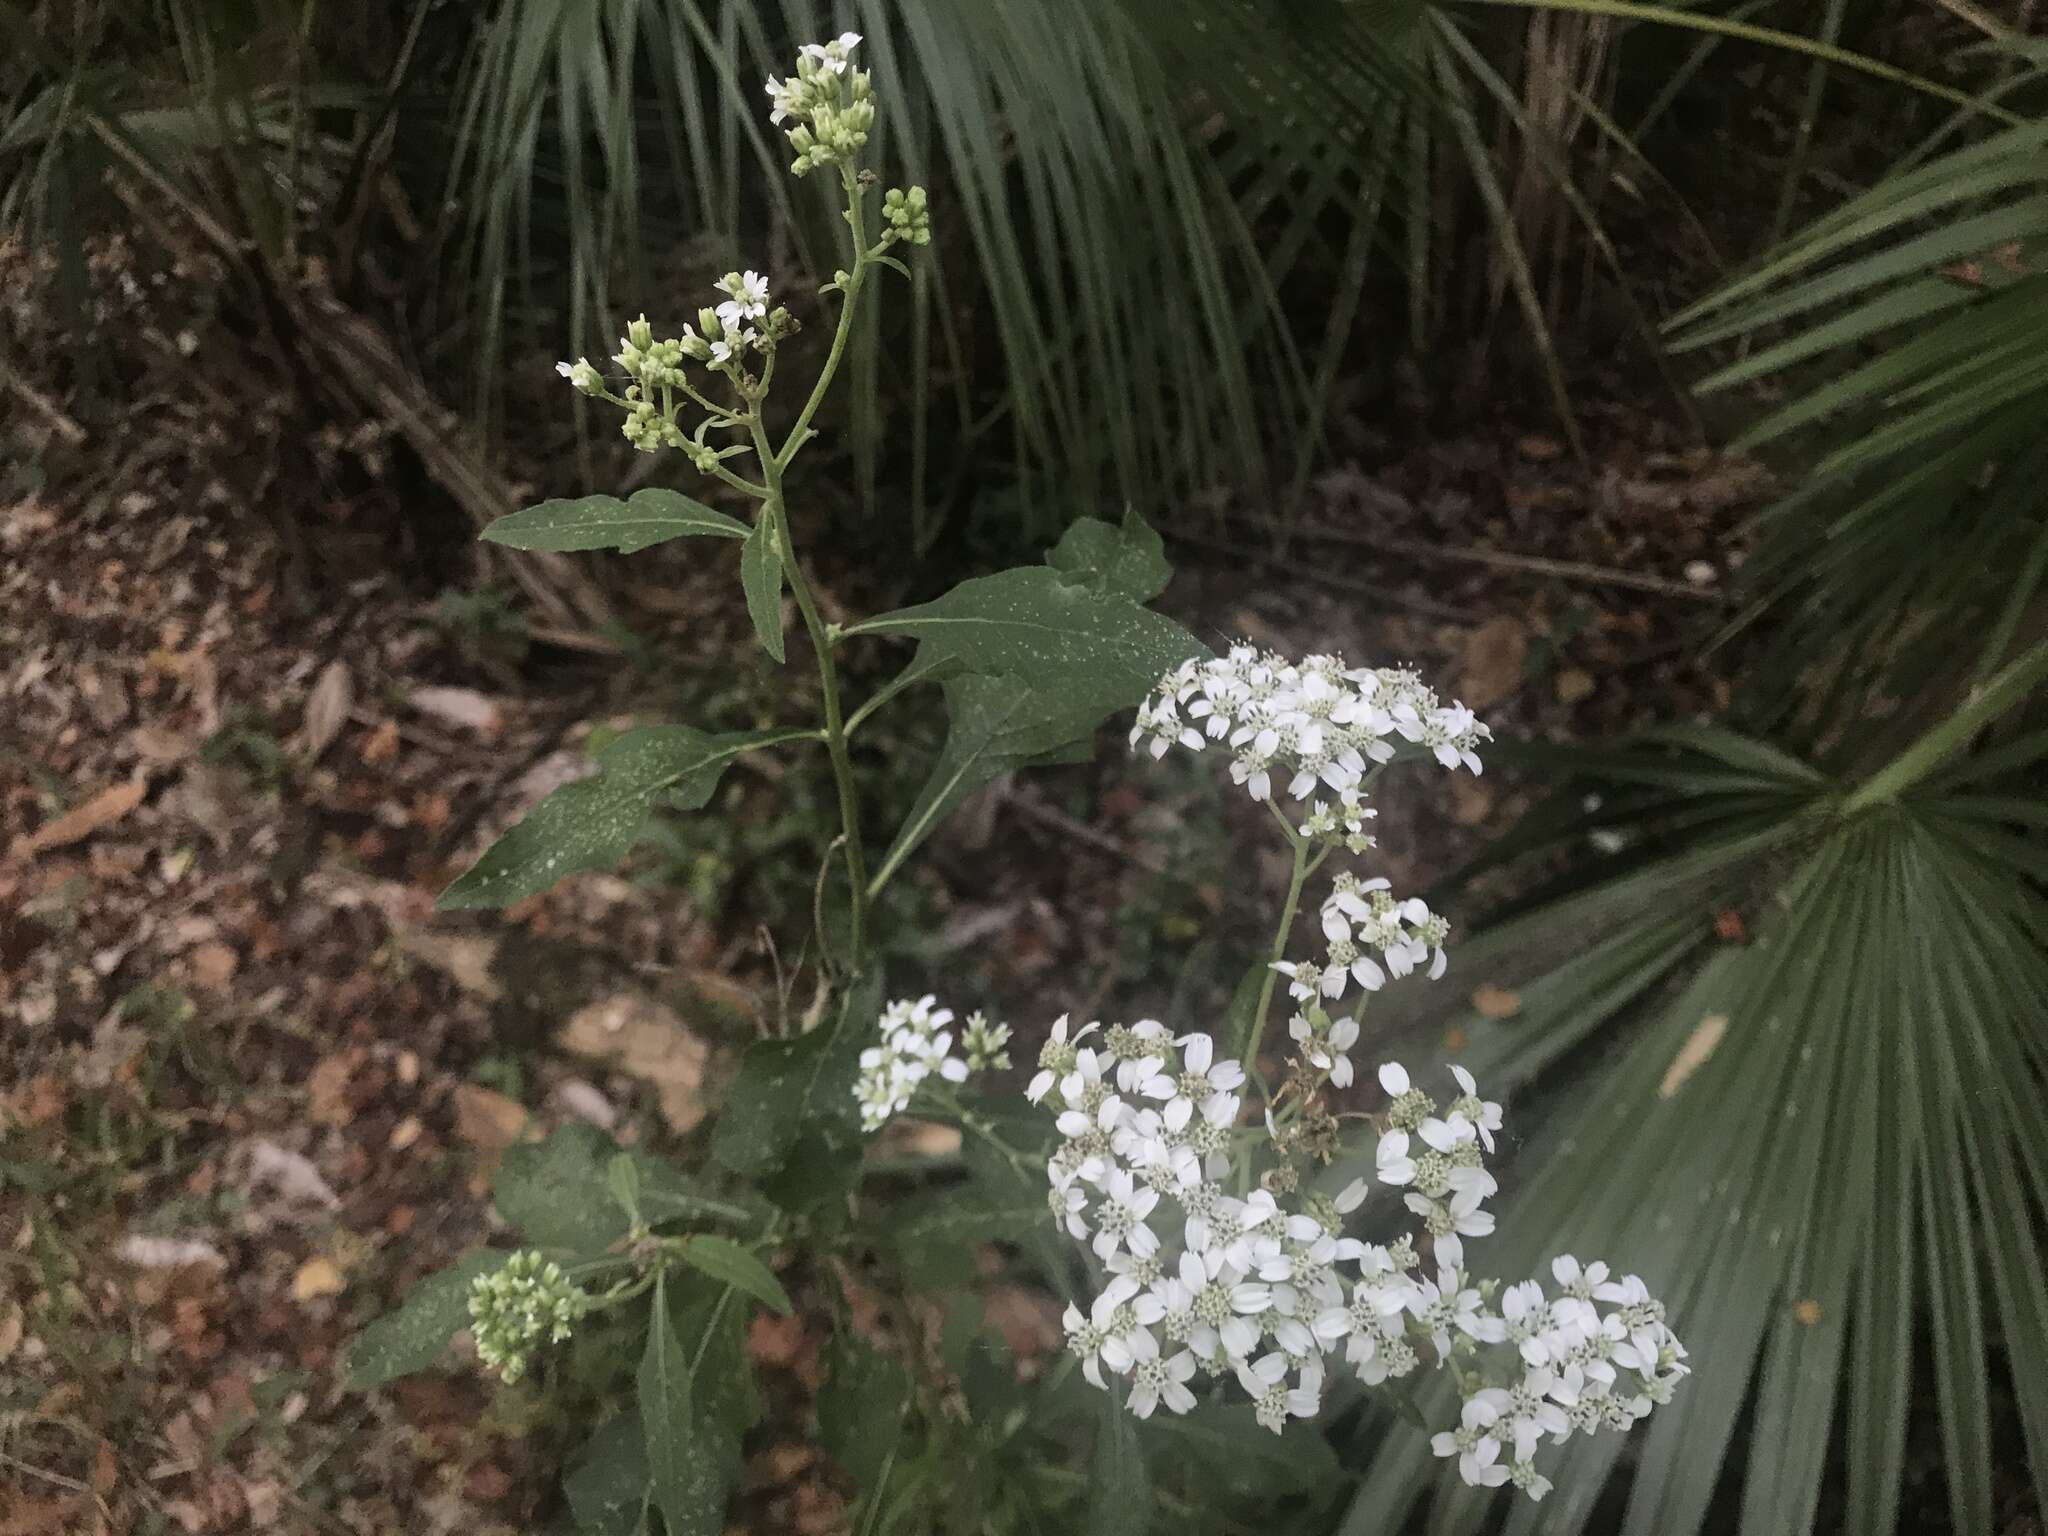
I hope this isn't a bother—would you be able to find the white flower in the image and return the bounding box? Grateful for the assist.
[1500,1280,1557,1367]
[1448,1064,1503,1151]
[1126,1348,1198,1418]
[716,269,771,320]
[799,31,863,73]
[1376,1130,1416,1186]
[1235,1352,1324,1434]
[1026,1014,1097,1103]
[1090,1167,1161,1262]
[1432,1392,1512,1487]
[1378,1061,1410,1095]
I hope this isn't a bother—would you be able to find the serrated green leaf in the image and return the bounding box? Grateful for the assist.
[641,1273,722,1536]
[1088,1391,1152,1535]
[344,1249,507,1389]
[676,1236,791,1316]
[843,565,1205,707]
[1046,508,1171,601]
[816,1334,910,1496]
[494,1123,632,1253]
[563,1411,650,1536]
[712,974,881,1179]
[740,519,785,663]
[438,726,804,909]
[481,489,750,554]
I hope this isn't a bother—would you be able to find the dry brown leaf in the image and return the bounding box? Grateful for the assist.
[452,1082,530,1152]
[0,1299,22,1362]
[1555,668,1596,705]
[1470,984,1521,1020]
[116,1234,226,1271]
[1793,1298,1823,1326]
[873,1118,963,1159]
[189,940,238,989]
[557,993,711,1134]
[1458,617,1527,711]
[360,718,400,765]
[290,1256,345,1302]
[1658,1012,1729,1099]
[10,776,146,861]
[1517,433,1564,462]
[302,659,353,761]
[305,1052,361,1127]
[410,685,503,738]
[389,925,501,1000]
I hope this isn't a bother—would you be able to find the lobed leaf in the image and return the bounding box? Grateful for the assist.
[481,488,750,553]
[844,565,1205,709]
[1044,507,1172,602]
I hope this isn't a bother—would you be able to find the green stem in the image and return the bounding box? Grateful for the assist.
[752,421,870,965]
[1239,803,1324,1085]
[777,166,872,469]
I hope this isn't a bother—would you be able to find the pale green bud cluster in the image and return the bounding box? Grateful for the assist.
[961,1010,1013,1072]
[763,33,875,178]
[880,186,931,246]
[468,1250,588,1384]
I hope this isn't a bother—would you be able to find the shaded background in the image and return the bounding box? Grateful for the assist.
[3,2,2045,1534]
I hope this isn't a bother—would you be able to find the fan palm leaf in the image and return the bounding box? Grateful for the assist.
[1328,643,2048,1536]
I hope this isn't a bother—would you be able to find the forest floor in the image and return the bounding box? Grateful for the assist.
[1,237,1765,1535]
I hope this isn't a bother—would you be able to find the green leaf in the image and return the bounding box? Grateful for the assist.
[494,1123,631,1253]
[480,489,750,554]
[495,1127,758,1254]
[1045,508,1172,601]
[1147,1401,1341,1499]
[607,1154,643,1226]
[563,1411,650,1536]
[711,974,881,1179]
[1088,1390,1152,1535]
[889,1182,1050,1288]
[676,1236,791,1316]
[640,1273,723,1536]
[872,671,1113,889]
[666,1276,756,1481]
[843,565,1205,708]
[438,726,803,909]
[816,1333,910,1496]
[344,1249,507,1389]
[740,519,785,664]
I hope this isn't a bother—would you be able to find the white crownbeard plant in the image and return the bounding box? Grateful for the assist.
[861,648,1689,1499]
[349,34,1685,1526]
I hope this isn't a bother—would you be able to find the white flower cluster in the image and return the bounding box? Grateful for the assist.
[1276,874,1453,1021]
[854,996,1010,1131]
[1026,1041,1687,1499]
[555,278,791,456]
[763,33,875,178]
[1130,647,1489,848]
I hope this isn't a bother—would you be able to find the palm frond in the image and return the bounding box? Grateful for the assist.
[1330,643,2048,1536]
[1667,111,2048,710]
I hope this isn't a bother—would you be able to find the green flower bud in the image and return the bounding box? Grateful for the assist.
[468,1251,589,1384]
[626,314,653,351]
